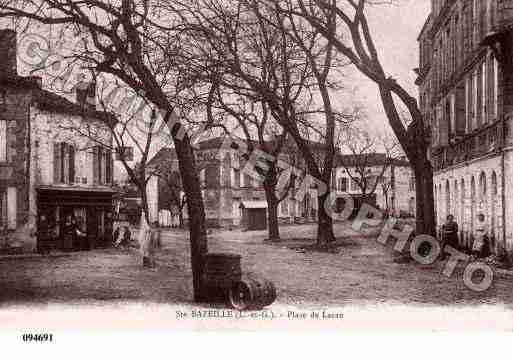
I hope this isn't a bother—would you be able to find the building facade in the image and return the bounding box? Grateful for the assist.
[0,29,115,252]
[147,138,417,228]
[417,0,513,253]
[146,137,319,228]
[334,155,416,218]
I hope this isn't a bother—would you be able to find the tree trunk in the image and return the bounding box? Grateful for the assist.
[173,136,208,302]
[316,193,335,247]
[264,184,280,241]
[414,161,436,237]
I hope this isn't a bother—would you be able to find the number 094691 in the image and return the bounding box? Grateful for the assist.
[22,333,53,342]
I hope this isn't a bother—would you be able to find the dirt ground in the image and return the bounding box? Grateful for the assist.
[1,222,512,308]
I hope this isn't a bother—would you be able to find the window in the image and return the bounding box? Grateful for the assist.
[338,177,348,192]
[92,146,113,185]
[233,168,240,188]
[482,60,487,124]
[350,178,358,192]
[0,120,6,162]
[281,200,288,216]
[243,173,252,187]
[0,190,6,228]
[54,142,75,184]
[409,175,416,192]
[0,187,16,229]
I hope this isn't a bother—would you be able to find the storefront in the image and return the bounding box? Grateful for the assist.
[36,186,116,251]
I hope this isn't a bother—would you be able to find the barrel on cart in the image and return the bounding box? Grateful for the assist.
[203,253,242,302]
[228,275,277,310]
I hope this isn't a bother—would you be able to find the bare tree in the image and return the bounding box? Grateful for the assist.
[338,128,400,197]
[172,0,354,246]
[204,69,302,241]
[0,0,209,301]
[288,0,435,235]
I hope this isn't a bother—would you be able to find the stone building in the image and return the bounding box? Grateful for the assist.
[417,0,513,253]
[0,29,115,252]
[147,137,417,228]
[146,136,332,228]
[334,154,416,217]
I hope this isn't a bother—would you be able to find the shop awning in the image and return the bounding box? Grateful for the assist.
[36,186,117,206]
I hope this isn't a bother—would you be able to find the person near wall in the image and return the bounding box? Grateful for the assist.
[37,214,51,254]
[113,227,120,247]
[441,214,459,258]
[62,215,76,252]
[472,213,490,259]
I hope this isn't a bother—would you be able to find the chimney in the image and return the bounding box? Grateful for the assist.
[76,81,96,110]
[0,29,17,77]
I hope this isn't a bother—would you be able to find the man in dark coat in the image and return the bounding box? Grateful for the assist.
[442,214,459,258]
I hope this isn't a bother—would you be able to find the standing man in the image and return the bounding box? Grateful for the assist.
[442,214,459,258]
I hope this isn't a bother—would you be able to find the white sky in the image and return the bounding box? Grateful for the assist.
[5,0,431,180]
[347,0,430,137]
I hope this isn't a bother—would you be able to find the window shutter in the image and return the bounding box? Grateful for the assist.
[98,147,104,185]
[68,145,75,184]
[7,120,16,163]
[92,146,99,185]
[106,149,112,184]
[0,120,6,162]
[54,142,61,183]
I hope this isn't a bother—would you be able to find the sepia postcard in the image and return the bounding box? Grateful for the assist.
[1,1,513,348]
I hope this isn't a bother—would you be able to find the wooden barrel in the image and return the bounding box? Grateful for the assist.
[228,276,277,310]
[203,253,242,303]
[203,253,242,288]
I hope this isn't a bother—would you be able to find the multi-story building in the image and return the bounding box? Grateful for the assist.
[0,29,116,252]
[146,136,321,228]
[147,137,417,228]
[334,154,416,218]
[417,0,513,253]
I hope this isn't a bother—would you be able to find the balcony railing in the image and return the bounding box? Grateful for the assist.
[431,119,504,172]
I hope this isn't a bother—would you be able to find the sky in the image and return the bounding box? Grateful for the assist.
[347,0,431,137]
[4,0,431,180]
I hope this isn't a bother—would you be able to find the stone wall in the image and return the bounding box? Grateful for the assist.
[434,153,504,252]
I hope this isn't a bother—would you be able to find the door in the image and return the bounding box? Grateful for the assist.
[87,207,98,249]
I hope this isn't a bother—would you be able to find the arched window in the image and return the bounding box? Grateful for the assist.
[445,179,451,219]
[491,171,498,247]
[479,171,487,217]
[470,176,476,233]
[453,180,459,223]
[460,178,465,232]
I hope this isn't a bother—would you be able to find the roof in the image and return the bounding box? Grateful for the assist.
[0,74,117,124]
[240,200,268,209]
[147,135,331,168]
[336,153,410,167]
[35,89,116,123]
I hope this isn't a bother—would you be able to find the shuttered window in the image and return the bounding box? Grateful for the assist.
[0,190,6,228]
[68,145,75,183]
[92,145,109,185]
[53,142,76,184]
[106,149,112,184]
[92,146,98,185]
[54,142,61,183]
[0,120,6,162]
